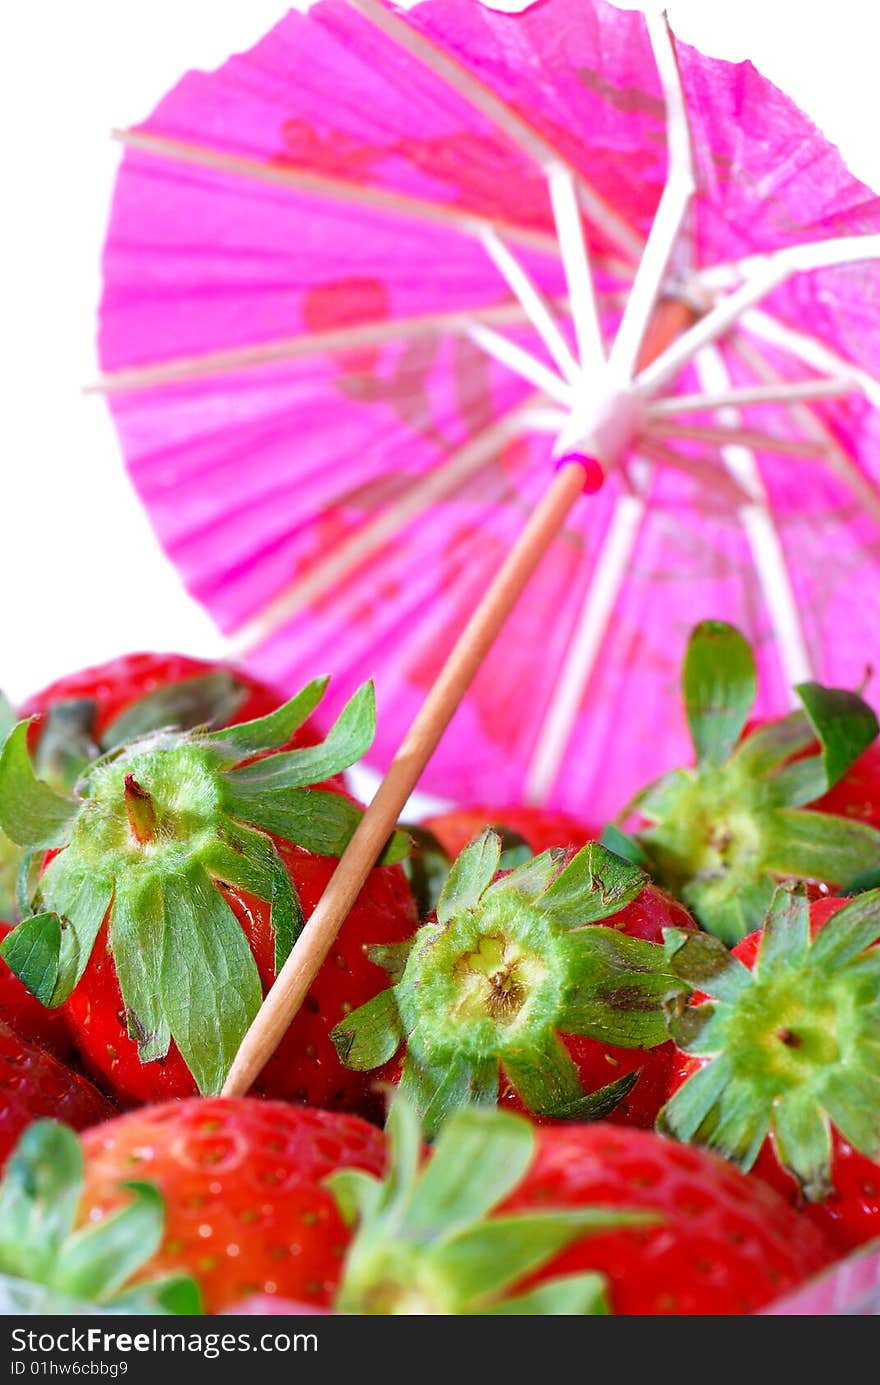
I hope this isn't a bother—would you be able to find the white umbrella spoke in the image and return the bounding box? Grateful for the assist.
[637,440,757,508]
[480,228,581,383]
[114,128,562,258]
[547,164,606,370]
[231,395,545,653]
[694,346,813,689]
[730,333,880,528]
[647,378,856,415]
[89,298,580,395]
[740,308,880,412]
[644,419,827,459]
[466,323,574,406]
[638,234,880,398]
[609,12,696,379]
[523,488,647,804]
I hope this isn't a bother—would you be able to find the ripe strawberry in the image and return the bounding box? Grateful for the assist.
[328,1101,833,1316]
[660,888,880,1252]
[21,650,332,799]
[626,620,880,943]
[422,805,599,860]
[79,1098,387,1314]
[0,678,415,1106]
[0,920,73,1060]
[21,650,284,741]
[0,1119,199,1313]
[0,1022,113,1168]
[332,831,694,1133]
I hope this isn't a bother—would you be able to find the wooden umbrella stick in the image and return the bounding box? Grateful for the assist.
[221,458,590,1096]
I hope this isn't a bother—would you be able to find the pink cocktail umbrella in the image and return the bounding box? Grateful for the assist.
[95,0,880,1093]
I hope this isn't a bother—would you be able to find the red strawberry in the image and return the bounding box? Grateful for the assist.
[21,651,283,739]
[328,1102,834,1316]
[0,1022,113,1168]
[660,888,880,1252]
[79,1098,386,1314]
[21,650,338,796]
[332,831,694,1133]
[0,920,73,1060]
[626,620,880,943]
[422,805,599,860]
[0,1119,200,1313]
[0,678,416,1107]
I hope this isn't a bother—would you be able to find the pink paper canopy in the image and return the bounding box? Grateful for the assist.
[98,0,880,820]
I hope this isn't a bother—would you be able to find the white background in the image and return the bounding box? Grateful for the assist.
[2,0,880,705]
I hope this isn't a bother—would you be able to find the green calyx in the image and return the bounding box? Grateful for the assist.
[329,1099,648,1315]
[0,1121,201,1315]
[332,831,687,1135]
[630,620,880,943]
[658,886,880,1199]
[0,678,409,1095]
[401,822,532,919]
[0,693,21,917]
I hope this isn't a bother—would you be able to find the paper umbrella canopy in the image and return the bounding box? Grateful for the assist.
[97,0,880,821]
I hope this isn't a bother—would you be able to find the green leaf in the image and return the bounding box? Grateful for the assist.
[538,841,646,928]
[436,829,502,924]
[662,930,752,1003]
[377,1096,423,1222]
[495,828,533,872]
[159,863,263,1094]
[683,873,778,947]
[683,621,756,765]
[761,808,880,884]
[0,1123,82,1283]
[486,1271,610,1316]
[400,824,452,919]
[331,990,404,1071]
[598,824,647,866]
[33,701,98,794]
[808,889,880,968]
[0,913,61,1005]
[54,1183,164,1302]
[222,782,408,863]
[222,681,376,791]
[405,1107,535,1238]
[102,672,249,749]
[795,681,879,789]
[0,693,15,739]
[366,939,415,983]
[502,1028,617,1120]
[560,926,687,1048]
[0,722,79,849]
[400,1052,499,1139]
[325,1169,383,1229]
[772,1095,833,1201]
[111,1273,203,1315]
[15,848,37,919]
[657,1056,735,1143]
[110,875,171,1064]
[433,1208,639,1306]
[204,825,304,971]
[202,676,330,761]
[40,861,113,1005]
[484,848,565,904]
[755,886,811,973]
[731,709,816,777]
[821,1066,880,1161]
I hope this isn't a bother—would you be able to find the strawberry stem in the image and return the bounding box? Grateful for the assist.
[124,775,157,845]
